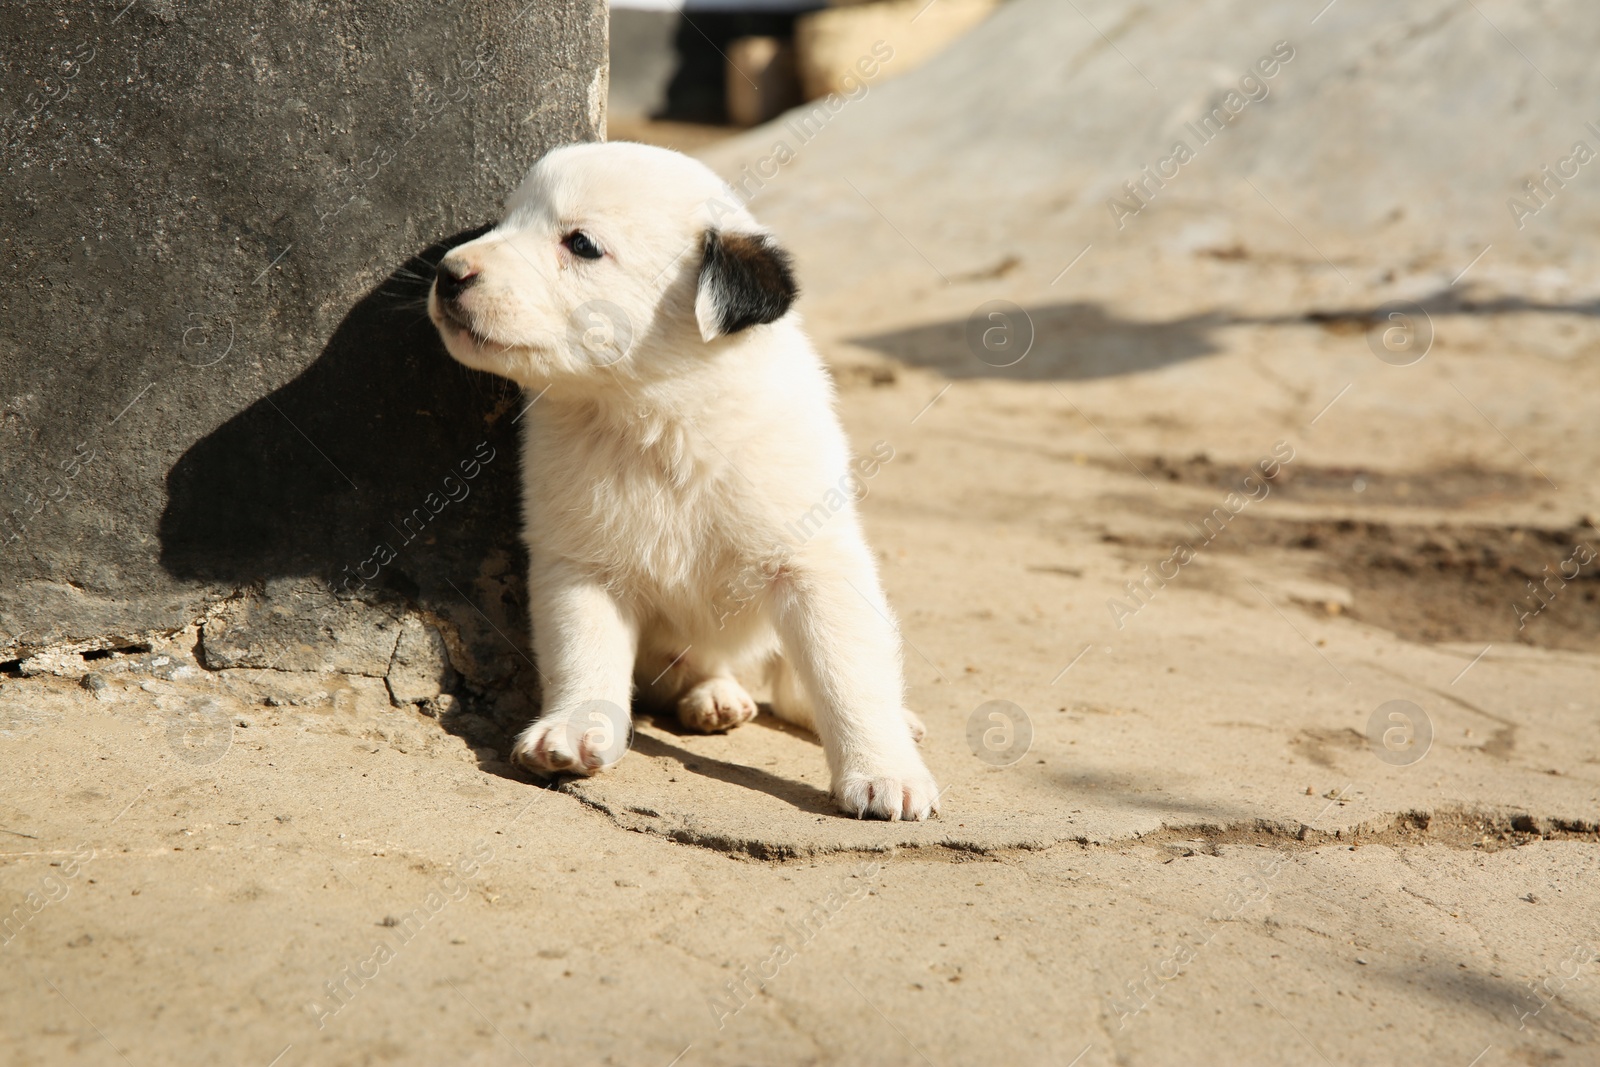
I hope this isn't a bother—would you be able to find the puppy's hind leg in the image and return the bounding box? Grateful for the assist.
[637,641,758,734]
[768,654,816,733]
[676,673,758,733]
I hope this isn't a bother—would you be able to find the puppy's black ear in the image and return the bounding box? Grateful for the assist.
[694,229,798,342]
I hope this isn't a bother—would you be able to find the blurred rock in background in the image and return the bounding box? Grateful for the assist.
[608,0,817,133]
[727,34,802,127]
[794,0,999,100]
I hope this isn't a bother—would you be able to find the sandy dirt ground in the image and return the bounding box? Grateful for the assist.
[5,1,1600,1065]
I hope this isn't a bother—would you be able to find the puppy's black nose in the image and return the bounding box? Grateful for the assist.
[434,262,478,303]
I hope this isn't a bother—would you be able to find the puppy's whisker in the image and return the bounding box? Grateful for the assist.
[375,286,430,302]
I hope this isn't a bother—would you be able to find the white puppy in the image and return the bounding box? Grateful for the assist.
[428,142,939,821]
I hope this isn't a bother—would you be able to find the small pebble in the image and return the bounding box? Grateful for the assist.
[80,673,108,692]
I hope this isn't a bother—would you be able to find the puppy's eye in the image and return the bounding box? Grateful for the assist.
[563,230,603,260]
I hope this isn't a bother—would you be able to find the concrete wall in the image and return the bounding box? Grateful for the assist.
[1,1,607,705]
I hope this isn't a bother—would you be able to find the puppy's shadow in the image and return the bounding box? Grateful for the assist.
[628,728,837,816]
[463,705,836,816]
[633,701,821,744]
[157,224,538,690]
[158,224,507,585]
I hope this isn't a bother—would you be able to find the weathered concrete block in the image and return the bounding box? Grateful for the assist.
[200,579,402,676]
[386,614,455,705]
[0,1,607,696]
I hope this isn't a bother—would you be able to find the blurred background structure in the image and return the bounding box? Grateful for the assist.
[608,0,996,136]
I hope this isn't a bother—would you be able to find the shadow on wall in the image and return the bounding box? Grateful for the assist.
[157,226,533,688]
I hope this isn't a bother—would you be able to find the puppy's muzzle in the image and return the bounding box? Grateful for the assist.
[434,262,478,305]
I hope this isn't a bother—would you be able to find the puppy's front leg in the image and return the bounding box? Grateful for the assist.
[511,558,638,776]
[772,544,941,820]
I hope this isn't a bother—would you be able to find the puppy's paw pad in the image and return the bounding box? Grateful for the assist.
[510,710,627,777]
[677,677,757,733]
[835,761,942,821]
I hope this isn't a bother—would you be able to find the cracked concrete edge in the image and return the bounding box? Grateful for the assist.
[557,780,1600,861]
[4,589,462,711]
[554,784,1049,859]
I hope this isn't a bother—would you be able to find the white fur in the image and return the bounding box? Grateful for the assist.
[429,142,938,820]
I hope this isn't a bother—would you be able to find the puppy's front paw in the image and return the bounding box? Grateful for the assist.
[510,701,630,777]
[676,677,758,733]
[904,708,927,743]
[835,751,941,821]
